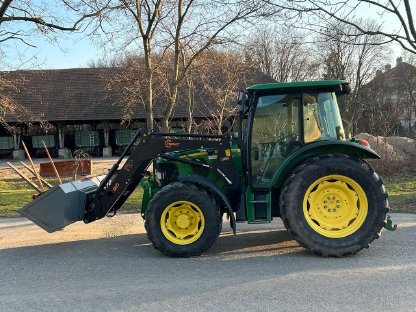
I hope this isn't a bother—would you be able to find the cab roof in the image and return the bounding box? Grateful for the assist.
[247,80,347,91]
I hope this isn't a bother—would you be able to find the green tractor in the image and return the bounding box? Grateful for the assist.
[20,80,389,257]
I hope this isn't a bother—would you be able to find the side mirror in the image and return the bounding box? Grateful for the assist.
[237,91,248,112]
[254,150,259,160]
[340,83,351,95]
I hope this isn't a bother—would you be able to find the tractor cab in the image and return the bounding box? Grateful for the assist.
[239,80,351,188]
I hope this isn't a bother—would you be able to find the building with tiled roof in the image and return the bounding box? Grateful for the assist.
[0,66,274,158]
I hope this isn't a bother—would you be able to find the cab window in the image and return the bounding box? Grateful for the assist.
[303,92,345,143]
[251,94,300,187]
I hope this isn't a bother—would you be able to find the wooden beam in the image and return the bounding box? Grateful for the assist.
[7,162,41,193]
[21,141,45,192]
[20,161,53,188]
[42,140,62,184]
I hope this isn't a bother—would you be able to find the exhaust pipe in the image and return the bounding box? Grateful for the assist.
[18,176,104,233]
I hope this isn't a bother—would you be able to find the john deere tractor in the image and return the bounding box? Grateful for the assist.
[20,80,389,257]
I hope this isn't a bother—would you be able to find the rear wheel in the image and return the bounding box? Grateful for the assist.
[145,182,221,257]
[280,154,388,257]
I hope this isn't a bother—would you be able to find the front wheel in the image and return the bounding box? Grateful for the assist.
[280,154,389,257]
[145,182,221,257]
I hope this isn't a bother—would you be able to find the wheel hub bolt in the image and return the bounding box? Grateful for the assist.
[337,205,340,208]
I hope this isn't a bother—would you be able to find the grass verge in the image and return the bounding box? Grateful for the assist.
[383,174,416,214]
[0,178,143,218]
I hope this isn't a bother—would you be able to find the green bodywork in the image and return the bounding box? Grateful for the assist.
[140,175,159,214]
[140,147,242,214]
[140,80,380,224]
[270,140,379,189]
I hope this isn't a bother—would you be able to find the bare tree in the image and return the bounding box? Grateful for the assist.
[245,25,320,82]
[157,1,271,131]
[0,73,23,130]
[0,0,106,50]
[104,49,265,134]
[104,54,167,130]
[84,0,270,131]
[357,73,404,136]
[316,19,389,135]
[0,71,53,150]
[196,51,248,134]
[0,0,106,133]
[401,64,416,136]
[354,56,416,137]
[266,0,416,54]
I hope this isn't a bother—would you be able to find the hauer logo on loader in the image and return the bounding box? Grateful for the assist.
[164,140,180,148]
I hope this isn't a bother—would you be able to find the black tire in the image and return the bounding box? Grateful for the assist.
[145,182,221,257]
[280,154,389,257]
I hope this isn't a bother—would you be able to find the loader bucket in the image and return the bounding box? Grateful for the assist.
[18,177,104,233]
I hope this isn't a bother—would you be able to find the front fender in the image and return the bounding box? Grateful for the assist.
[271,141,380,189]
[178,175,237,234]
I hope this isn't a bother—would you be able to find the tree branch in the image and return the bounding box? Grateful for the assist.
[0,0,12,19]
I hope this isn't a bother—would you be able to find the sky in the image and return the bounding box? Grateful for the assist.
[5,35,99,69]
[0,1,410,70]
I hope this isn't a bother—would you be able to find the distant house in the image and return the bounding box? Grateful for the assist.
[358,58,416,137]
[0,67,274,158]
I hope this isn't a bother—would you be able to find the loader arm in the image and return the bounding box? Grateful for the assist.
[85,131,234,223]
[19,130,236,233]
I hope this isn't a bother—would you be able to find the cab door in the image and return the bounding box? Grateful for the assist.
[249,93,302,188]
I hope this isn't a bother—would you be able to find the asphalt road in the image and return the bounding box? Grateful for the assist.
[0,213,415,312]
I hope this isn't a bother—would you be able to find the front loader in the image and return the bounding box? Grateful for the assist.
[19,80,390,257]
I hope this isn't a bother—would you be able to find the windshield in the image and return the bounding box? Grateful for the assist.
[303,92,345,143]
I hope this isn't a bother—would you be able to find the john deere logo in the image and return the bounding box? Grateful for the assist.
[164,140,180,148]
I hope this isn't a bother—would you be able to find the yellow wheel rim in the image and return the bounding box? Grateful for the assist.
[303,175,368,238]
[160,201,205,245]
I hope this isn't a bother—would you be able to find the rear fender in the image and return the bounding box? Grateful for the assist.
[271,141,380,189]
[178,175,236,234]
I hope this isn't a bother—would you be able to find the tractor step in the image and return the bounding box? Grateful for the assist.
[247,220,271,224]
[245,190,272,222]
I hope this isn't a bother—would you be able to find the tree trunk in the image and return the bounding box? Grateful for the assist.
[186,79,193,133]
[162,83,179,132]
[146,72,154,131]
[143,37,154,131]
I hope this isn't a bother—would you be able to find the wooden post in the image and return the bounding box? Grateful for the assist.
[7,162,41,193]
[20,161,53,188]
[42,140,62,184]
[21,141,45,192]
